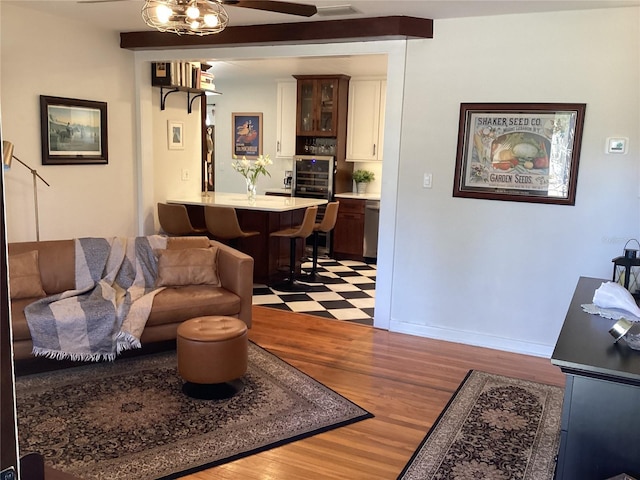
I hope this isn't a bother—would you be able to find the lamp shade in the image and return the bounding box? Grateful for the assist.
[3,140,14,167]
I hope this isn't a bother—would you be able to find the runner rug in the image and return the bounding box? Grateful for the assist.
[397,370,564,480]
[15,342,373,480]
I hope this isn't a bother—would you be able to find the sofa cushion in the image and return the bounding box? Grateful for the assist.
[155,247,221,287]
[146,285,241,327]
[166,236,211,250]
[8,240,75,294]
[8,250,46,299]
[10,298,34,341]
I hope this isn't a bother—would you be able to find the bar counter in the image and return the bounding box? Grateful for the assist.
[167,193,327,284]
[168,192,327,212]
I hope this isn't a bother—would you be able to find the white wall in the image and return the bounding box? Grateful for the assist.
[1,3,138,242]
[389,8,640,355]
[209,78,293,194]
[2,4,639,358]
[151,81,203,229]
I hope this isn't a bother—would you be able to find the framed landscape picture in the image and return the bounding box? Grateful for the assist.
[40,95,108,165]
[453,103,586,205]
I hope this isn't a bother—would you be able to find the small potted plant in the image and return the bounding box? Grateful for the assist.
[352,169,375,194]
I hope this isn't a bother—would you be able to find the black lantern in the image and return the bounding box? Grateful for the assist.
[612,239,640,299]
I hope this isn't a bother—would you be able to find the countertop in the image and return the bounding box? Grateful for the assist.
[263,189,381,201]
[264,188,294,195]
[334,192,381,201]
[168,192,327,212]
[551,276,640,383]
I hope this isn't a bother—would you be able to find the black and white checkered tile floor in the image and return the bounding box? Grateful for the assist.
[252,258,376,326]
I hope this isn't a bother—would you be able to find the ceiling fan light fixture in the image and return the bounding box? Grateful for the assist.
[142,0,229,36]
[203,14,219,27]
[186,5,200,19]
[155,4,173,23]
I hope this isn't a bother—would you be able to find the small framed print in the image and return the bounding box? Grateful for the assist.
[168,120,184,150]
[453,103,586,205]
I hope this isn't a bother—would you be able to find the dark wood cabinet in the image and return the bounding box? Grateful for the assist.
[551,277,640,479]
[294,75,347,136]
[293,75,353,195]
[333,198,365,261]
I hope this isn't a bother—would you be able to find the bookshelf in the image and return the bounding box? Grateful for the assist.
[151,62,221,113]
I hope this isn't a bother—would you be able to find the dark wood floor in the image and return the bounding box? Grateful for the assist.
[183,306,566,480]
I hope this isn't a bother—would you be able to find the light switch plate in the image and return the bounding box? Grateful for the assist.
[423,173,432,189]
[606,137,628,154]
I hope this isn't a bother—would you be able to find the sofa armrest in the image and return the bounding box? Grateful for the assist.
[211,240,254,328]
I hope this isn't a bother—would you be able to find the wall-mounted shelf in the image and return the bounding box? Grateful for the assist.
[155,85,221,113]
[151,62,221,113]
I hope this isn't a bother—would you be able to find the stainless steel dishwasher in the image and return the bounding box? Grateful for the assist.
[363,199,380,260]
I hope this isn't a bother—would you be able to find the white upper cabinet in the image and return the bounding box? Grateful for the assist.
[346,79,386,162]
[276,81,297,158]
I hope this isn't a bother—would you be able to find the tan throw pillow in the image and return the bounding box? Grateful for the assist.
[8,250,47,299]
[166,236,211,250]
[155,247,221,287]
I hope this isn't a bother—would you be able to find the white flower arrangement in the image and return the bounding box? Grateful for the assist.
[231,154,273,184]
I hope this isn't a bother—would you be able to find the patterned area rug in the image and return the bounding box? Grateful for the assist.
[15,342,372,480]
[398,370,564,480]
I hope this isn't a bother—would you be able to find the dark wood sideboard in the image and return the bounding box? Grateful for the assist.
[551,276,640,479]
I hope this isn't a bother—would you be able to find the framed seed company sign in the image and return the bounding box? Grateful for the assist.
[453,103,586,205]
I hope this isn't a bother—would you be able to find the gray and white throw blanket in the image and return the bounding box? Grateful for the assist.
[25,235,168,362]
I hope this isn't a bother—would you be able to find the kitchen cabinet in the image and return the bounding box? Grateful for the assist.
[275,81,297,158]
[333,198,365,261]
[346,79,386,162]
[294,75,349,137]
[293,74,353,195]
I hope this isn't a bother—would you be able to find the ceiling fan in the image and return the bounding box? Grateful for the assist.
[78,0,318,18]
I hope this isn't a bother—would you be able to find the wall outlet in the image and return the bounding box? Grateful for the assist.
[181,169,190,181]
[423,173,433,189]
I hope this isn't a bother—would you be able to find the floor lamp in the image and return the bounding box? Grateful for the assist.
[2,141,50,241]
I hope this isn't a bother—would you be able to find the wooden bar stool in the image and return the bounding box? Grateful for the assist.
[269,206,318,292]
[299,201,342,284]
[204,205,259,248]
[157,202,208,236]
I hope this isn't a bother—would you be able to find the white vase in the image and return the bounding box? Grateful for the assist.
[357,182,368,194]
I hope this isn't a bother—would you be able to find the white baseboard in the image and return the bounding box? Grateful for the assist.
[389,320,554,358]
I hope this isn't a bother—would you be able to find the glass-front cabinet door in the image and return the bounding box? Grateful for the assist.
[317,78,337,135]
[296,77,339,137]
[297,79,315,135]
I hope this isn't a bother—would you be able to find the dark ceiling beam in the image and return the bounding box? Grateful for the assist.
[120,16,433,50]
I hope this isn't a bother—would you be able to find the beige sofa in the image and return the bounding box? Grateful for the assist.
[8,236,254,361]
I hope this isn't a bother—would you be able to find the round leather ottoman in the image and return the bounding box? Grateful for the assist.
[177,316,248,399]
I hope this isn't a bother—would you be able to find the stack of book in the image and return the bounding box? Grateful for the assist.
[151,62,209,89]
[200,71,216,91]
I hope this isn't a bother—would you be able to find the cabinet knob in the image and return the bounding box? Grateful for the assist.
[373,144,376,156]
